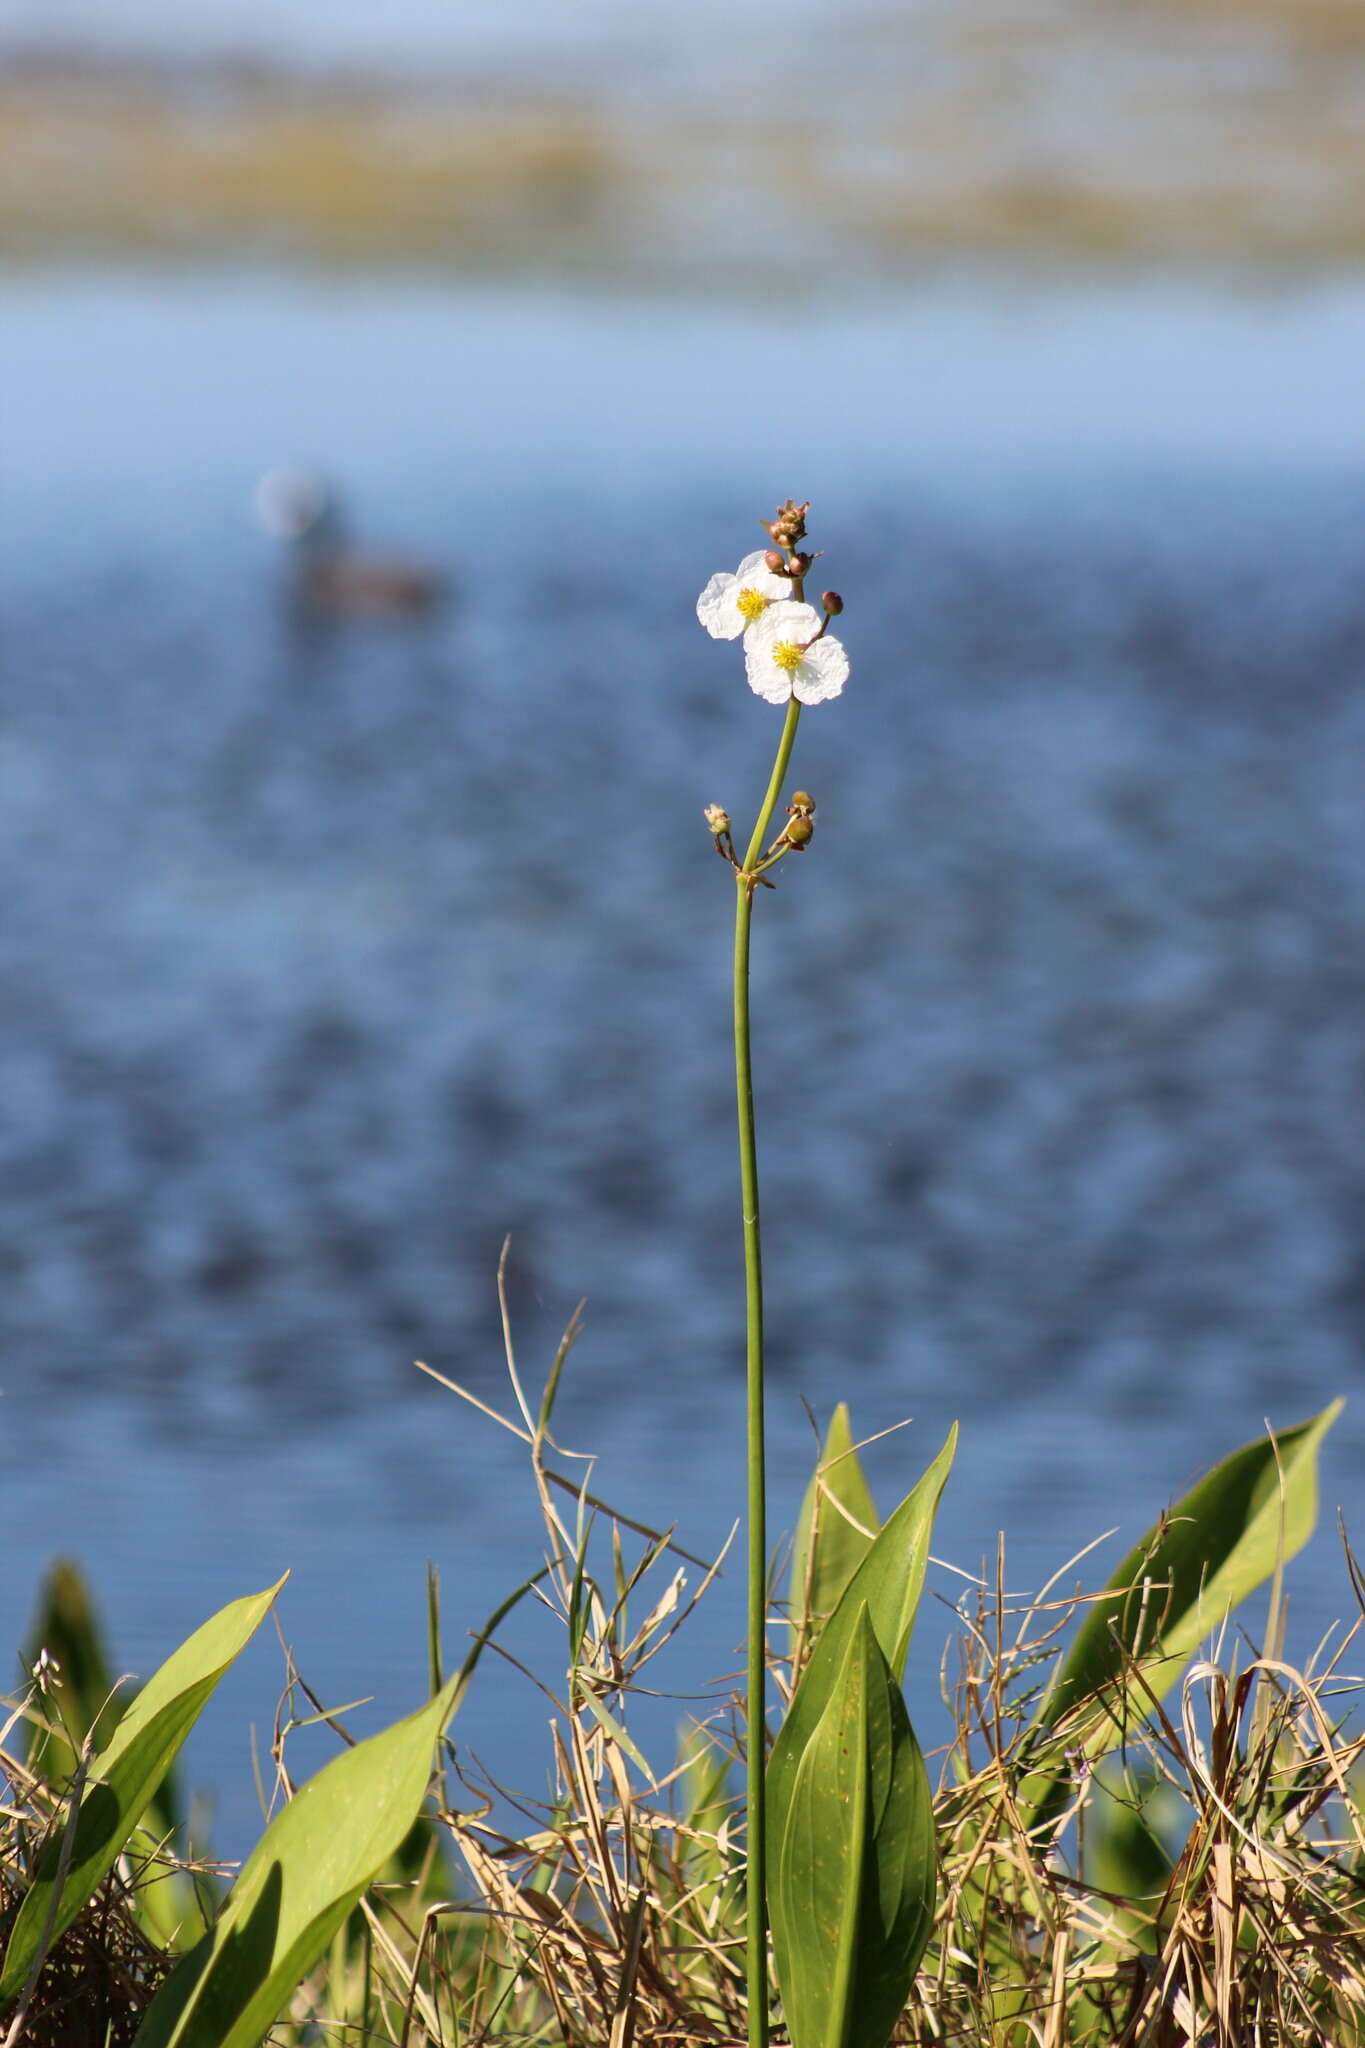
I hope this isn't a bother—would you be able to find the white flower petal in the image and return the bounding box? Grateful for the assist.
[745,599,822,647]
[742,603,848,707]
[697,551,790,640]
[697,570,745,639]
[793,633,849,704]
[744,656,793,704]
[743,601,818,704]
[734,549,790,600]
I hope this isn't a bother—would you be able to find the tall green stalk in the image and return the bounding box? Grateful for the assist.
[735,680,802,2048]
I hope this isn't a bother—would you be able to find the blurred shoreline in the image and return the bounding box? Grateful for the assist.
[3,18,1363,279]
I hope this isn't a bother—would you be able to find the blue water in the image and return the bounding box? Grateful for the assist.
[3,268,1365,1853]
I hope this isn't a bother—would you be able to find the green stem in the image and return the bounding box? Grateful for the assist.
[735,690,802,2048]
[742,698,803,872]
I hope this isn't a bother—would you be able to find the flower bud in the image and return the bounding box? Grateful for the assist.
[764,549,786,574]
[703,803,731,836]
[821,591,844,615]
[784,815,814,849]
[788,552,814,578]
[788,790,816,817]
[770,498,810,545]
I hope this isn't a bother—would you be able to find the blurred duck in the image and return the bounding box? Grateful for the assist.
[255,468,445,618]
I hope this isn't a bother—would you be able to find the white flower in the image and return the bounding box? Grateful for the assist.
[696,550,789,640]
[743,601,849,706]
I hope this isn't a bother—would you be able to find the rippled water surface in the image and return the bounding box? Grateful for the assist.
[4,269,1365,1847]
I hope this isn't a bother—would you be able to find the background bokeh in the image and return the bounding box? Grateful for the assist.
[3,0,1364,1851]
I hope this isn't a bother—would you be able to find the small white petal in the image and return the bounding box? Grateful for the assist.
[793,633,849,704]
[697,570,745,639]
[743,601,817,704]
[742,602,848,707]
[746,599,822,647]
[733,549,789,600]
[745,655,793,703]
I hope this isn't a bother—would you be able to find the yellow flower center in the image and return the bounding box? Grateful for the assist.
[736,586,769,624]
[771,640,804,676]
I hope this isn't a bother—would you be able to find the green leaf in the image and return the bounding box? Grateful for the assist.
[19,1559,125,1791]
[579,1690,654,1781]
[17,1558,211,1953]
[1027,1402,1341,1826]
[1085,1763,1181,1942]
[1,1579,286,2008]
[1045,1401,1340,1733]
[132,1676,460,2048]
[788,1404,880,1667]
[767,1425,955,1887]
[772,1604,936,2048]
[678,1721,737,1898]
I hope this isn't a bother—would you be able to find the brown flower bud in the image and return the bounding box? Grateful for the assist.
[788,790,816,817]
[771,498,810,544]
[821,591,844,615]
[764,549,788,574]
[784,815,815,849]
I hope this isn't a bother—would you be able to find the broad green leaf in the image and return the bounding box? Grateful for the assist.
[773,1604,936,2048]
[1,1579,286,2008]
[767,1425,955,1886]
[1027,1402,1341,1827]
[133,1676,459,2048]
[1044,1401,1340,1734]
[788,1404,880,1666]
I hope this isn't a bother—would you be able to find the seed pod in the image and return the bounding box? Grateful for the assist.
[785,815,815,849]
[821,590,844,615]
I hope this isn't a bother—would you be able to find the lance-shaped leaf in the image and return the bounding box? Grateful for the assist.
[1045,1401,1340,1730]
[1028,1401,1341,1824]
[768,1425,955,1885]
[772,1604,936,2048]
[1,1579,286,2008]
[788,1404,880,1667]
[133,1676,460,2048]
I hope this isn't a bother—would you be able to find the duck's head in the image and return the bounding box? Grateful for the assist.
[254,468,347,554]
